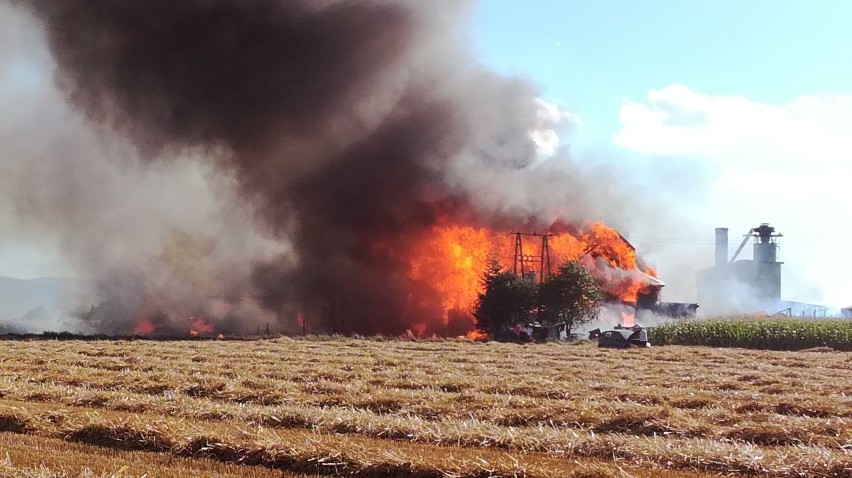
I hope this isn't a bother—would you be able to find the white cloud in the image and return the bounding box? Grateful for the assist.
[616,85,852,167]
[530,98,579,158]
[614,85,852,307]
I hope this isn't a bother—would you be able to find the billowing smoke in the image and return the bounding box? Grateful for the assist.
[2,1,652,335]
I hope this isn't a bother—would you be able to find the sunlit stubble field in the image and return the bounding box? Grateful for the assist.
[0,337,849,477]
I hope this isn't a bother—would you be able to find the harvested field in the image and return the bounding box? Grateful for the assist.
[0,432,316,477]
[0,338,849,477]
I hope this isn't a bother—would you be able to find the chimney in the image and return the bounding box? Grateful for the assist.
[715,227,728,267]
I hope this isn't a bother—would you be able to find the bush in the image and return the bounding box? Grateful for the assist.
[537,261,603,333]
[649,317,852,351]
[473,258,536,334]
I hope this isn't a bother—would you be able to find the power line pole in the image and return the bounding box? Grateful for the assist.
[510,231,554,283]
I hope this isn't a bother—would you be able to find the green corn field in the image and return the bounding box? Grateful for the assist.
[649,317,852,351]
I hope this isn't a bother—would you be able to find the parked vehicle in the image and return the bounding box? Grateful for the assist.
[598,326,651,348]
[597,329,635,348]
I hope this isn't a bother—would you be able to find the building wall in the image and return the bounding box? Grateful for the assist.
[753,261,781,301]
[697,259,782,315]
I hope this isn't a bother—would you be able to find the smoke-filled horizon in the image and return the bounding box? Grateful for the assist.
[1,0,676,335]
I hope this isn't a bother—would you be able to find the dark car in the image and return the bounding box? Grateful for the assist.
[597,329,635,348]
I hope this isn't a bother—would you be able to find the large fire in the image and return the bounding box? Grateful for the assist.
[129,218,656,338]
[405,219,657,333]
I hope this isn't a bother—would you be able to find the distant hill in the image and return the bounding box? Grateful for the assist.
[0,277,91,332]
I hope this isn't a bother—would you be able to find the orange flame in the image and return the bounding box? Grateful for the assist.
[133,318,157,336]
[584,222,636,269]
[191,317,214,333]
[403,219,656,332]
[465,329,488,341]
[406,225,494,321]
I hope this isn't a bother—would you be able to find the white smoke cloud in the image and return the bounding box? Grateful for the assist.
[530,98,579,158]
[0,3,284,332]
[615,84,852,307]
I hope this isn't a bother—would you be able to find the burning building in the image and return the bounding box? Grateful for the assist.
[501,229,667,330]
[407,223,666,333]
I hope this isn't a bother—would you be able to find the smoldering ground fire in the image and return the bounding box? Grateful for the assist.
[4,1,656,336]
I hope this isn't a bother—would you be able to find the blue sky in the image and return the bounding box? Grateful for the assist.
[471,0,852,149]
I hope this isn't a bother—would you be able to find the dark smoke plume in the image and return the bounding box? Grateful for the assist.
[6,0,642,334]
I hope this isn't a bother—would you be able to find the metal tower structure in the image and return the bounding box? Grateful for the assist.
[511,231,554,283]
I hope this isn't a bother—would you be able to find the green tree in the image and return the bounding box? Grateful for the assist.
[473,258,536,334]
[537,261,603,334]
